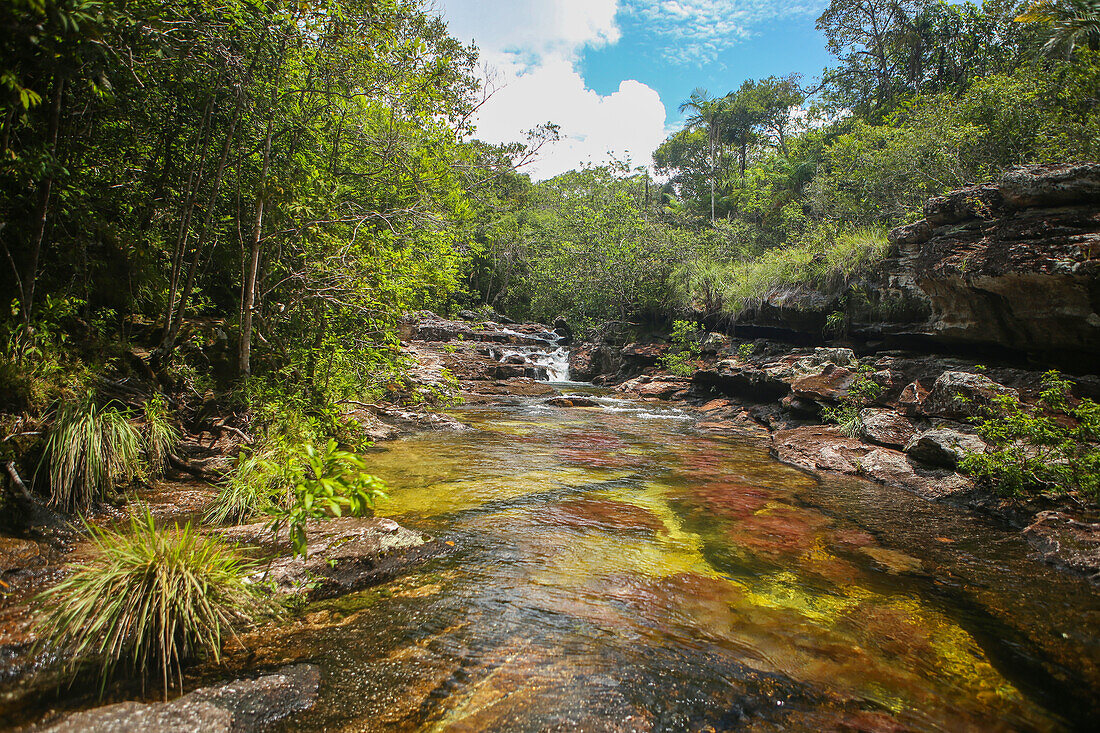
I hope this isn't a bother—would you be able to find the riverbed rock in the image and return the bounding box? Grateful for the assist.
[218,517,437,600]
[858,410,918,449]
[1022,511,1100,580]
[772,426,873,474]
[905,427,987,468]
[921,371,1018,419]
[790,363,855,403]
[37,664,320,733]
[616,375,692,400]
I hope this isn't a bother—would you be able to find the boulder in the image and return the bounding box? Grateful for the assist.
[790,363,855,402]
[858,409,918,449]
[616,375,691,400]
[897,380,929,417]
[699,332,731,355]
[905,427,987,468]
[921,371,1018,419]
[218,517,435,600]
[999,163,1100,207]
[552,316,573,344]
[620,342,668,369]
[923,184,1002,225]
[888,219,933,246]
[855,448,970,500]
[38,664,320,733]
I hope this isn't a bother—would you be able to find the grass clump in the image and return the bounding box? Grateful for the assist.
[35,510,271,699]
[205,441,295,525]
[142,395,181,479]
[718,226,890,315]
[42,400,142,512]
[961,370,1100,500]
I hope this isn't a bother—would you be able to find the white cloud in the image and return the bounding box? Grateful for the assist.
[436,1,665,180]
[624,0,827,65]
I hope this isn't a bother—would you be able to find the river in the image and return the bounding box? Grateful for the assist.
[228,390,1100,732]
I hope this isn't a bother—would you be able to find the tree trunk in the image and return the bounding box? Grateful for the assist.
[239,118,273,378]
[22,76,64,327]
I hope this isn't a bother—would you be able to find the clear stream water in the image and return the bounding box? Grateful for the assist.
[237,392,1098,732]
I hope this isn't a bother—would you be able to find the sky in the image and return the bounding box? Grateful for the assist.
[435,1,834,180]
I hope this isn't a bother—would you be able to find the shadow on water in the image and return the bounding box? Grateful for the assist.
[228,397,1099,731]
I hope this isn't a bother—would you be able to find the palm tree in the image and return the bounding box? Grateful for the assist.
[1017,0,1100,57]
[678,88,723,222]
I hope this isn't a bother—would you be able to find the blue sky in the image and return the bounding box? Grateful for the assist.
[437,1,833,179]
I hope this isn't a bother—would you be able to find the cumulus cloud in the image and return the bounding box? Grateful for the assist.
[437,1,665,180]
[623,0,826,65]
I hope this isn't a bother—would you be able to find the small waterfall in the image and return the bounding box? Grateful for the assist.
[543,346,571,382]
[494,342,572,382]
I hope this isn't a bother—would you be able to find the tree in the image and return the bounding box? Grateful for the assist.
[678,88,724,222]
[1017,0,1100,56]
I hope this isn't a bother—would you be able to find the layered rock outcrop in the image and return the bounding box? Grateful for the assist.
[736,164,1100,365]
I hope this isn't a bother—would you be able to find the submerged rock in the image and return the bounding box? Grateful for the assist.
[38,664,320,732]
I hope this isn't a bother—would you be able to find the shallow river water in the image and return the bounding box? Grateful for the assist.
[254,393,1098,732]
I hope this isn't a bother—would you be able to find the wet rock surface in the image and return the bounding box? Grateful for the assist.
[218,517,439,600]
[36,664,320,733]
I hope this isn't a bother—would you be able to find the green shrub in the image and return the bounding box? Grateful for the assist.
[960,371,1100,500]
[267,439,387,558]
[35,511,271,698]
[737,342,756,360]
[822,365,884,438]
[659,320,702,377]
[41,400,143,511]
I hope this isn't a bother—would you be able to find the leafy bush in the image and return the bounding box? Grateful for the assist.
[267,440,387,558]
[41,400,143,511]
[737,342,756,360]
[960,371,1100,500]
[35,511,270,698]
[659,320,702,376]
[822,365,884,438]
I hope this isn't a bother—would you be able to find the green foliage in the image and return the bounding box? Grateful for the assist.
[42,400,142,511]
[660,320,702,377]
[737,342,756,360]
[266,440,387,558]
[34,510,270,698]
[686,226,889,316]
[960,370,1100,499]
[822,365,884,438]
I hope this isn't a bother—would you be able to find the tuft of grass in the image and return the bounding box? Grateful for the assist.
[42,400,143,512]
[142,395,181,479]
[716,226,890,315]
[35,510,272,699]
[204,442,293,525]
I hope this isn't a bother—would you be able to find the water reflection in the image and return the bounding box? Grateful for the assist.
[251,396,1098,732]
